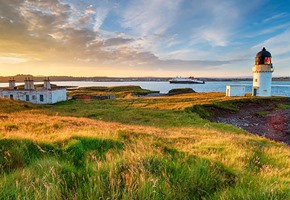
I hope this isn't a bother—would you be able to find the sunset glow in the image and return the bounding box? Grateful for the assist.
[1,0,290,77]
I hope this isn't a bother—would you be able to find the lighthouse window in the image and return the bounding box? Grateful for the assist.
[255,57,260,65]
[264,57,271,64]
[255,79,258,82]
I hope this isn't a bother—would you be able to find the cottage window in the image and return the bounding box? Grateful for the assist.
[10,94,13,100]
[40,94,44,102]
[32,95,36,100]
[26,95,29,101]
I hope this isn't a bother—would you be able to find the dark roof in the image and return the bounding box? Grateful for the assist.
[256,47,271,58]
[255,47,272,65]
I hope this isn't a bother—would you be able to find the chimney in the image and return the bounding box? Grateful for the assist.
[9,78,16,90]
[24,77,34,90]
[29,78,35,90]
[43,77,51,90]
[24,78,30,90]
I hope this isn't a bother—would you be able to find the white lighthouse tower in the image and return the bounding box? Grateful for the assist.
[252,47,274,96]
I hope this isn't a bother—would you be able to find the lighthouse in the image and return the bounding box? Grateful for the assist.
[252,47,274,96]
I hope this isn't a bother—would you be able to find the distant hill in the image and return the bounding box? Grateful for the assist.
[0,74,289,83]
[0,74,170,83]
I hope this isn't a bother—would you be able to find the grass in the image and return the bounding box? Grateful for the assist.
[277,102,290,109]
[0,87,289,199]
[42,99,206,128]
[189,97,290,118]
[68,85,159,98]
[254,110,270,116]
[168,88,196,95]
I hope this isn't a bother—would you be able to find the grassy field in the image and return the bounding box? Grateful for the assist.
[0,86,289,199]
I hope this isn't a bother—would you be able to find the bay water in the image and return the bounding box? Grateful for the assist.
[1,81,290,97]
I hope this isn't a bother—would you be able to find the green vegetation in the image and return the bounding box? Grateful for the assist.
[43,99,205,128]
[68,85,159,98]
[254,110,270,116]
[277,103,290,109]
[189,97,290,118]
[0,87,289,199]
[0,98,36,113]
[168,88,196,95]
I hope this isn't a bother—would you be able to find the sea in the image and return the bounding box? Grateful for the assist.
[1,81,290,97]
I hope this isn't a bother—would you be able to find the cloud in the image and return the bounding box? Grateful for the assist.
[85,6,96,14]
[244,22,290,39]
[0,55,28,64]
[189,0,241,47]
[103,46,234,71]
[0,0,244,75]
[121,0,181,36]
[198,29,229,47]
[1,0,209,70]
[0,0,289,77]
[155,59,231,71]
[78,15,92,25]
[262,13,289,23]
[165,49,211,61]
[104,38,134,46]
[94,7,109,32]
[250,28,290,76]
[253,29,290,56]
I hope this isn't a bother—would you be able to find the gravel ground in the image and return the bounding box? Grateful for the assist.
[208,99,290,145]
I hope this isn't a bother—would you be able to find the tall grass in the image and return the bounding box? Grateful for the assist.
[0,92,289,199]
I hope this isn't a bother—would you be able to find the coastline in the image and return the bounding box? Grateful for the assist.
[1,74,290,83]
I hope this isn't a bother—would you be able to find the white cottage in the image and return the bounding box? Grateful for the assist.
[0,78,67,104]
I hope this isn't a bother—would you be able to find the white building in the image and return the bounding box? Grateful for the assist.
[226,85,246,97]
[0,78,67,104]
[252,47,274,96]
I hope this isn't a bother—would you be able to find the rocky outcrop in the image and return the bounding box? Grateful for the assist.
[203,98,290,145]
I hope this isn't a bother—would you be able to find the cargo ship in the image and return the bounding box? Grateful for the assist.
[169,76,205,84]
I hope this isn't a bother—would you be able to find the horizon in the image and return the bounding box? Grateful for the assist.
[1,74,289,79]
[1,0,290,77]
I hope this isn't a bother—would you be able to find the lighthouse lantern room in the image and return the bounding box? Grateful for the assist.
[252,47,274,96]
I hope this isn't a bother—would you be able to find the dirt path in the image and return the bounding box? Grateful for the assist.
[207,98,290,145]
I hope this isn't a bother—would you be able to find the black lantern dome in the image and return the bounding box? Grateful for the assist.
[255,47,272,65]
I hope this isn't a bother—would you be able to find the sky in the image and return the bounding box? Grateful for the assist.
[0,0,290,77]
